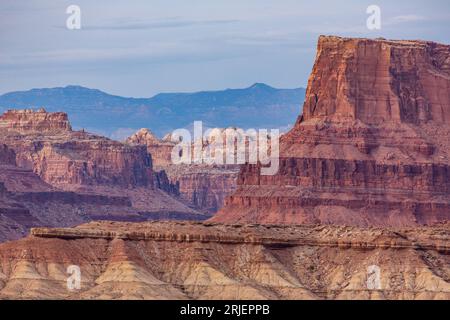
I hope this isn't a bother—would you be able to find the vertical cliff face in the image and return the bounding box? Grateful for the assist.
[212,36,450,227]
[0,110,154,188]
[0,109,72,132]
[301,36,450,125]
[0,110,205,241]
[30,138,154,188]
[127,129,240,214]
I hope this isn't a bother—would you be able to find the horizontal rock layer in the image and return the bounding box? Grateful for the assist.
[0,109,72,132]
[0,221,448,300]
[127,128,240,213]
[213,36,450,227]
[0,112,206,242]
[301,36,450,124]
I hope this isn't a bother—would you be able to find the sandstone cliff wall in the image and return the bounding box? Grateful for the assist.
[127,128,239,213]
[213,36,450,227]
[0,108,72,132]
[0,110,155,188]
[301,36,450,125]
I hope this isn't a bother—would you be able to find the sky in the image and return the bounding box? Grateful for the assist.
[1,0,449,97]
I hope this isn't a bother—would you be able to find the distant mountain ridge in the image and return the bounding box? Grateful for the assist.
[0,83,305,139]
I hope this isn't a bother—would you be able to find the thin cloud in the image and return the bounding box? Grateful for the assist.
[0,42,252,69]
[82,18,239,31]
[387,15,427,25]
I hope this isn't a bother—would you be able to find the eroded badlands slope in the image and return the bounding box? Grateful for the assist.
[0,221,448,300]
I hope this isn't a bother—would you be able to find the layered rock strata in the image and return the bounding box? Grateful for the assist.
[0,110,154,188]
[0,221,448,300]
[127,128,239,213]
[0,110,206,241]
[212,36,450,227]
[126,128,174,168]
[0,108,72,132]
[0,143,141,242]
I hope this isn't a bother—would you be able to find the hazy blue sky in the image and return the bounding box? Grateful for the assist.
[1,0,449,96]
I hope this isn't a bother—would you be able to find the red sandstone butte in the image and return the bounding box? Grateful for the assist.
[212,36,450,227]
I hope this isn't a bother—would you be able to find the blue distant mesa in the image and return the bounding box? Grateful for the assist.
[0,84,305,139]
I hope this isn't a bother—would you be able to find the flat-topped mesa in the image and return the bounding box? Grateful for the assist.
[213,36,450,227]
[0,110,155,189]
[284,36,450,160]
[300,36,450,126]
[0,108,72,133]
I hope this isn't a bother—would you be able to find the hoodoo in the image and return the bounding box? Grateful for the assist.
[212,36,450,227]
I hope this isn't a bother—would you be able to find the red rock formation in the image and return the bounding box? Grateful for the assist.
[127,128,240,213]
[0,108,72,132]
[0,110,207,241]
[212,36,450,227]
[301,37,450,124]
[0,142,137,242]
[0,221,448,299]
[0,110,179,191]
[164,165,239,213]
[2,136,154,189]
[126,128,174,168]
